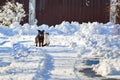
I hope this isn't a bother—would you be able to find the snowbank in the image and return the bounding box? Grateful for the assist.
[93,59,120,76]
[1,21,120,36]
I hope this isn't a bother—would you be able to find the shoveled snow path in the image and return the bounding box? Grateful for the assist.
[42,46,79,80]
[0,47,47,80]
[0,35,79,80]
[0,36,47,80]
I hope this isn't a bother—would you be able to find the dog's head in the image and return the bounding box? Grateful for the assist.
[38,30,44,36]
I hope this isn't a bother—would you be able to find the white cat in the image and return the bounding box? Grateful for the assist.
[43,33,50,46]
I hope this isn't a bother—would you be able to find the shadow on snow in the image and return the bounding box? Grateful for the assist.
[33,53,54,80]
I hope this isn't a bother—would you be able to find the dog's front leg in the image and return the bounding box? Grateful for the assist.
[42,41,44,47]
[36,44,38,47]
[39,42,41,47]
[35,42,38,47]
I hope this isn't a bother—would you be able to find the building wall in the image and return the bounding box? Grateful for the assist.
[0,0,111,25]
[36,0,110,26]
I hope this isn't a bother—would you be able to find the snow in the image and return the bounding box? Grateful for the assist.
[93,59,120,76]
[0,21,120,80]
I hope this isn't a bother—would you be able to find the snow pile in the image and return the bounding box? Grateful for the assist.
[75,22,120,36]
[1,21,120,36]
[93,59,120,76]
[10,22,38,35]
[0,22,38,36]
[53,21,79,35]
[0,25,16,36]
[38,24,49,33]
[79,35,120,58]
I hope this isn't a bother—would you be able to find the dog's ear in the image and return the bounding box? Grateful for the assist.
[42,30,44,32]
[38,30,40,32]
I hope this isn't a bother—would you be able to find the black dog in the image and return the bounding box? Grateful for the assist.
[35,30,44,47]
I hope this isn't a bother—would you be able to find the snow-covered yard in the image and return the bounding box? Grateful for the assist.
[0,21,120,80]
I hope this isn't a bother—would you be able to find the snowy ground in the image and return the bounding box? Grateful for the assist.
[0,21,120,80]
[0,35,78,80]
